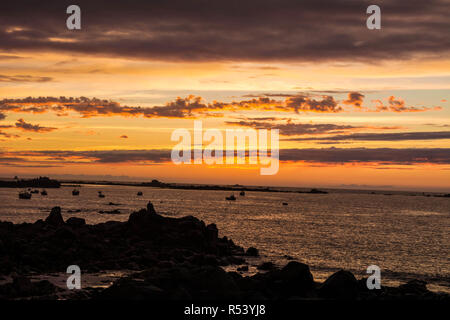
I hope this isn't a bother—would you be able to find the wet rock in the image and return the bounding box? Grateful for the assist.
[245,247,259,256]
[319,270,358,299]
[45,207,64,227]
[188,266,241,299]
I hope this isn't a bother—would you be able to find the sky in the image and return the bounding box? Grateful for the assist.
[0,0,449,191]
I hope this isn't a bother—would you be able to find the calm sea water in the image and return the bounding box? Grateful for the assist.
[1,184,449,292]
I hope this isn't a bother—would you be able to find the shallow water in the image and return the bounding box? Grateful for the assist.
[1,184,449,292]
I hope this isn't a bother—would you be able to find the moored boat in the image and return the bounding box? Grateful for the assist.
[19,191,32,199]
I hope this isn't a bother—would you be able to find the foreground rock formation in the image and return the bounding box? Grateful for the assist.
[0,204,448,300]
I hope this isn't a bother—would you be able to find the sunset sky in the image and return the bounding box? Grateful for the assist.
[0,0,449,191]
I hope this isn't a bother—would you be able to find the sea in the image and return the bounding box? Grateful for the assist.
[1,184,449,293]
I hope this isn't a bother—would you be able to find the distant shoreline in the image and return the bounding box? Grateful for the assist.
[61,180,450,198]
[0,177,449,197]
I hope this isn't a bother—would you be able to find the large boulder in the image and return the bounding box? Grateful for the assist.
[245,247,259,256]
[268,261,315,298]
[319,270,359,299]
[45,207,64,227]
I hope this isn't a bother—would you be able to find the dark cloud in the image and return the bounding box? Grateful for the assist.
[2,148,449,166]
[225,120,363,135]
[343,92,364,108]
[242,93,296,98]
[5,149,172,164]
[285,131,450,141]
[280,148,450,164]
[286,95,342,113]
[227,119,402,136]
[0,0,448,63]
[0,74,52,83]
[15,118,57,132]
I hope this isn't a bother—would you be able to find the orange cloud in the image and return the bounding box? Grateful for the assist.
[15,118,57,132]
[0,94,442,120]
[373,96,443,113]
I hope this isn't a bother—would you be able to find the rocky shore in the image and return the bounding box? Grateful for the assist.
[0,203,448,300]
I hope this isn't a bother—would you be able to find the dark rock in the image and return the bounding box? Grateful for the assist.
[45,207,64,226]
[319,270,358,299]
[189,266,241,299]
[245,247,259,256]
[66,217,86,227]
[398,280,428,295]
[257,262,276,271]
[147,201,156,214]
[278,261,314,293]
[97,278,167,300]
[0,276,58,299]
[13,276,34,296]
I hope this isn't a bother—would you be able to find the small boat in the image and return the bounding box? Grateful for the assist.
[98,191,105,198]
[72,189,80,196]
[41,190,48,196]
[19,191,32,199]
[226,194,236,201]
[30,189,39,194]
[137,191,143,196]
[239,191,245,196]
